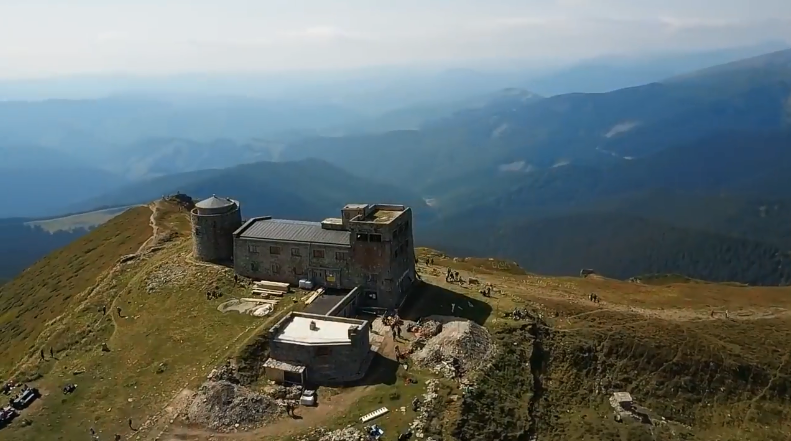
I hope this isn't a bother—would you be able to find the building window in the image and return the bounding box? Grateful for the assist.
[369,233,382,243]
[272,263,281,274]
[335,252,347,261]
[291,248,301,257]
[269,246,281,255]
[247,244,258,253]
[313,249,325,259]
[356,233,369,242]
[366,291,377,300]
[250,262,259,272]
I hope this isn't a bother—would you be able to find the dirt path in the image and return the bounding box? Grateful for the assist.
[163,385,372,441]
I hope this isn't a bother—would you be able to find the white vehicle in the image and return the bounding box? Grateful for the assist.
[300,389,317,407]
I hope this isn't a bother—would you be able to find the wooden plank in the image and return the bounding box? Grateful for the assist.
[304,291,322,305]
[241,298,280,304]
[253,280,290,292]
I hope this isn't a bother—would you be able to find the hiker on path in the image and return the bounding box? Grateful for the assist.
[116,306,123,317]
[391,326,397,340]
[40,349,45,360]
[50,347,54,358]
[454,271,459,281]
[396,325,402,339]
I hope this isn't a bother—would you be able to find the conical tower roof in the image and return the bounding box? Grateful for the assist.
[195,195,234,209]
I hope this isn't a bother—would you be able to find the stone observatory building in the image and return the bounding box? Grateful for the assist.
[190,195,243,263]
[232,203,416,311]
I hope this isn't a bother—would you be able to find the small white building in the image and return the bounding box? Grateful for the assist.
[610,391,634,411]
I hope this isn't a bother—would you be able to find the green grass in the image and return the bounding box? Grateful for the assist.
[0,202,294,441]
[0,206,153,377]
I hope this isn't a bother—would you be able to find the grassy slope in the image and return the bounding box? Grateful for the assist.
[0,206,153,376]
[414,248,791,441]
[0,201,286,441]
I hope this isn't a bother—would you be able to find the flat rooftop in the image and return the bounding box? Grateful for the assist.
[235,218,351,246]
[357,205,407,224]
[274,315,361,345]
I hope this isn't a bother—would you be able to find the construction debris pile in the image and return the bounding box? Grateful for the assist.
[408,320,443,338]
[185,380,283,432]
[264,384,303,400]
[411,319,494,379]
[296,426,367,441]
[409,379,441,439]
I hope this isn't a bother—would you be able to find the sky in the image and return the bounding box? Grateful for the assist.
[1,0,790,79]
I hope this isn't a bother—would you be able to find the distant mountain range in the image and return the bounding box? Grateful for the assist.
[3,45,791,285]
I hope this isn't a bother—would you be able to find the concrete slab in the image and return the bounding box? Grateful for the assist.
[274,316,355,345]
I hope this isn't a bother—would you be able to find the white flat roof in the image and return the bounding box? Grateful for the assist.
[274,316,356,345]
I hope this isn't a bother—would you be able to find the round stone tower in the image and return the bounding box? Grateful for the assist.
[190,195,242,263]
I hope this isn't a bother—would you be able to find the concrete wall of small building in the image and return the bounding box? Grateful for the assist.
[191,206,242,263]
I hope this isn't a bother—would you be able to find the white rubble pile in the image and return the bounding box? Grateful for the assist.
[296,426,367,441]
[411,319,495,378]
[412,320,442,338]
[409,379,441,439]
[263,383,303,400]
[185,380,283,432]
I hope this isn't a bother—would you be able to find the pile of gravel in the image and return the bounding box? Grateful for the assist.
[185,380,283,431]
[411,319,494,378]
[412,320,443,338]
[296,426,367,441]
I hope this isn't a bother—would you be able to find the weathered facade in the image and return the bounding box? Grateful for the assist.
[264,311,371,385]
[232,204,416,310]
[190,195,243,263]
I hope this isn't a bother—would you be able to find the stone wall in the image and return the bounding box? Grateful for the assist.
[233,238,354,287]
[347,207,416,310]
[191,206,242,263]
[326,286,365,318]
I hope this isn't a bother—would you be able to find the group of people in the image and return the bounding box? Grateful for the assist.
[588,293,601,303]
[445,268,460,283]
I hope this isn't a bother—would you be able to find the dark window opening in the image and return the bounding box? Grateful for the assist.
[356,233,369,242]
[335,252,347,261]
[366,291,377,299]
[291,248,301,257]
[250,262,259,272]
[272,263,281,274]
[369,234,382,243]
[269,246,281,255]
[313,249,325,259]
[248,244,259,253]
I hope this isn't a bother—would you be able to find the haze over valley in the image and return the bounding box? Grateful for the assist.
[2,1,791,439]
